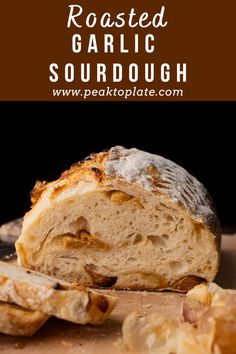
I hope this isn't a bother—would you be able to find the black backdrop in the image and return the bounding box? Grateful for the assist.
[0,102,235,228]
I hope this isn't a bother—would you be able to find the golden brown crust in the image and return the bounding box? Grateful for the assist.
[60,152,107,184]
[30,180,48,206]
[29,151,108,207]
[49,152,108,202]
[28,147,220,241]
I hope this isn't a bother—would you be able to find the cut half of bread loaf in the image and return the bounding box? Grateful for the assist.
[16,146,221,292]
[0,261,117,324]
[0,301,49,336]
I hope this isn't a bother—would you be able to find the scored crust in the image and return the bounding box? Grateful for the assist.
[16,146,221,291]
[0,302,49,336]
[30,146,220,232]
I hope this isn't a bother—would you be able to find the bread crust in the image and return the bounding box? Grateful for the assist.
[29,147,220,238]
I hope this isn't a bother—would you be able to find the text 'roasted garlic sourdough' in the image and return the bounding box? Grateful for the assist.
[16,146,221,292]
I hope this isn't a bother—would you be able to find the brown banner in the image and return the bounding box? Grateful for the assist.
[0,1,235,101]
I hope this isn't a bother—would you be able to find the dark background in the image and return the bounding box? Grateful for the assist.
[0,102,235,229]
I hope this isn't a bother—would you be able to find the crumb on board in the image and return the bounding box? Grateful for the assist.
[14,343,25,349]
[61,340,74,347]
[113,338,126,351]
[144,304,152,308]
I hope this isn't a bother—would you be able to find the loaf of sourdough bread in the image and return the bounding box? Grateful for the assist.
[16,146,221,291]
[0,301,49,336]
[0,261,117,324]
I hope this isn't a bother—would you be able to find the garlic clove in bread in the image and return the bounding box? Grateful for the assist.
[16,146,221,291]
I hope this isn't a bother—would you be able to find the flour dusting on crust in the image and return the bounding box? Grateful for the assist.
[106,146,218,231]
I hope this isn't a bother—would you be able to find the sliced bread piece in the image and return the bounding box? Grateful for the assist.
[0,261,117,325]
[0,301,49,336]
[16,146,221,291]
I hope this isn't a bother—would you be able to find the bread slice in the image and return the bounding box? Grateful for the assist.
[0,301,49,336]
[0,261,117,324]
[16,146,221,291]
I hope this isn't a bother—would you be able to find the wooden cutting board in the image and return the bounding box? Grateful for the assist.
[0,291,184,354]
[0,220,235,353]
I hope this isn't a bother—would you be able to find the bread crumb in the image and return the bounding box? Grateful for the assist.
[61,340,73,347]
[145,304,152,309]
[113,338,125,350]
[14,343,25,349]
[113,338,123,344]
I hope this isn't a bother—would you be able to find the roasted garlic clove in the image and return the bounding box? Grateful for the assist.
[122,312,179,354]
[110,191,132,202]
[176,323,213,354]
[198,306,236,354]
[182,283,223,324]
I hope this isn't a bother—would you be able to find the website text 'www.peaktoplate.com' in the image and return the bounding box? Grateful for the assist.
[52,87,184,99]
